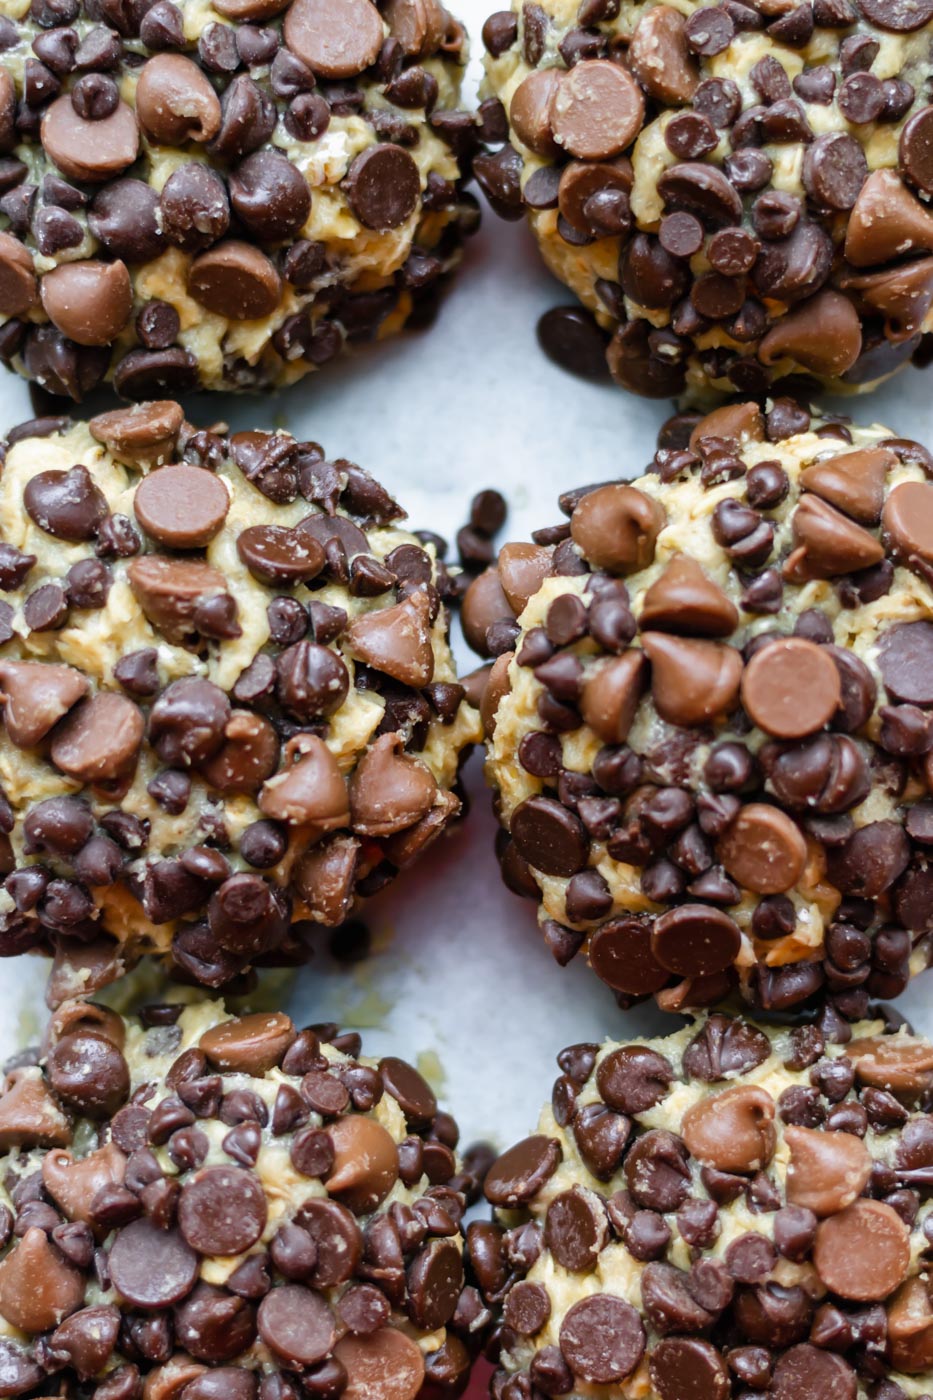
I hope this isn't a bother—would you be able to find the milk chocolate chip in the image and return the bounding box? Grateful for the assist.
[325,1116,399,1214]
[642,633,743,726]
[716,804,806,895]
[348,734,436,837]
[200,1012,295,1074]
[259,735,349,827]
[551,61,645,162]
[41,95,138,182]
[40,262,132,347]
[0,233,37,317]
[742,638,841,739]
[571,485,665,573]
[284,0,384,78]
[883,480,933,566]
[0,1228,84,1334]
[628,6,698,105]
[135,55,222,145]
[801,448,892,526]
[580,652,647,744]
[639,556,738,637]
[788,495,884,579]
[682,1086,775,1174]
[813,1200,909,1301]
[784,1125,871,1218]
[50,693,145,783]
[134,465,230,548]
[0,661,88,748]
[346,593,434,687]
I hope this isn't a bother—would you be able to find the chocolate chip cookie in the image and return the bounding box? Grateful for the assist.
[476,398,933,1019]
[471,1012,933,1400]
[0,0,477,399]
[0,405,480,994]
[0,999,485,1400]
[477,0,933,399]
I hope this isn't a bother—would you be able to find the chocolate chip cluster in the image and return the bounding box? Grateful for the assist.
[0,1000,486,1400]
[470,1013,933,1400]
[477,0,933,399]
[0,0,477,399]
[0,406,480,995]
[476,399,933,1020]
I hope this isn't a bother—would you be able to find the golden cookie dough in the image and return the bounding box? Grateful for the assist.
[0,404,481,994]
[477,0,933,400]
[0,998,484,1400]
[476,398,933,1018]
[472,1012,933,1400]
[0,0,477,398]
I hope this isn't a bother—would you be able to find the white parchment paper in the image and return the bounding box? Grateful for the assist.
[2,3,933,1179]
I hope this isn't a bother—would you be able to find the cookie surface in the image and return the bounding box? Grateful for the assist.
[0,405,480,994]
[0,999,483,1400]
[471,1012,933,1400]
[478,0,933,399]
[478,399,933,1018]
[0,0,476,399]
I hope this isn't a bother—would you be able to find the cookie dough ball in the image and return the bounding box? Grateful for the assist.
[478,0,933,400]
[0,406,480,994]
[0,0,477,400]
[470,1013,933,1400]
[480,398,933,1019]
[0,999,483,1400]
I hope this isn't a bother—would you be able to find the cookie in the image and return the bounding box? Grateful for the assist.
[476,398,933,1020]
[477,0,933,400]
[470,1012,933,1400]
[0,998,485,1400]
[0,0,477,400]
[0,406,480,996]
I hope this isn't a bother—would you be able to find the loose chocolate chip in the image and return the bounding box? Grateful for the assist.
[537,307,609,379]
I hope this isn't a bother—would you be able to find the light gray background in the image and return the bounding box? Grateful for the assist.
[2,6,933,1157]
